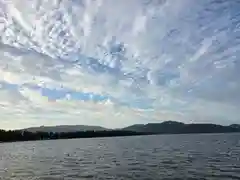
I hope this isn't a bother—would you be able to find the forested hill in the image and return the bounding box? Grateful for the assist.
[122,121,240,134]
[23,125,107,133]
[1,121,240,143]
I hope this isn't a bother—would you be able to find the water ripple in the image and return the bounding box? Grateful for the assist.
[0,134,240,180]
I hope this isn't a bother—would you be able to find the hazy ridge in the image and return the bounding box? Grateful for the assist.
[23,125,107,133]
[22,121,240,134]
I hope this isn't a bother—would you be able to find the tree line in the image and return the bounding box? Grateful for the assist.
[0,130,151,143]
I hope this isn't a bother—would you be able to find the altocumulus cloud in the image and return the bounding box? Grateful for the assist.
[0,0,240,129]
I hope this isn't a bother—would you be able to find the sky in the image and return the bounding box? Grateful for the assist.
[0,0,239,129]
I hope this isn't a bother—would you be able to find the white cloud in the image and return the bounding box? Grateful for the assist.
[0,85,185,129]
[0,0,239,129]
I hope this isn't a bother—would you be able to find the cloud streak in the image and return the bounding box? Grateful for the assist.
[0,0,240,129]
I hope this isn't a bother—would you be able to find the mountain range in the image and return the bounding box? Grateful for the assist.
[122,121,240,134]
[22,121,240,134]
[23,125,107,133]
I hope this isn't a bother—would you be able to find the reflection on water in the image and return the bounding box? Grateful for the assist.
[0,133,240,180]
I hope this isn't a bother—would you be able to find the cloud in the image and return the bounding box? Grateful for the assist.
[0,85,187,129]
[0,0,240,129]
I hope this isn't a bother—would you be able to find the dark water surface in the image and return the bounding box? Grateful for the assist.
[0,133,240,180]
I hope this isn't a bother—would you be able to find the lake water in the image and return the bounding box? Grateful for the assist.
[0,134,240,180]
